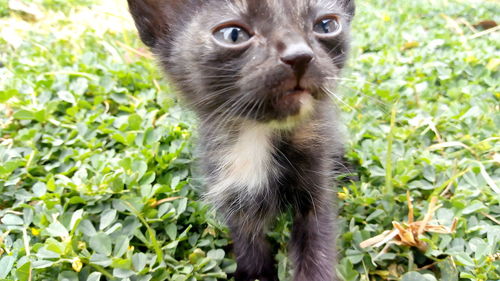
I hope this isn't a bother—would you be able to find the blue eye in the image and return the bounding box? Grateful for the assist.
[213,26,251,45]
[313,16,342,36]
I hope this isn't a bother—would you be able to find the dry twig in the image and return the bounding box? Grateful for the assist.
[360,192,457,252]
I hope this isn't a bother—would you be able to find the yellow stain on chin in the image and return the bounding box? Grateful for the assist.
[268,93,315,130]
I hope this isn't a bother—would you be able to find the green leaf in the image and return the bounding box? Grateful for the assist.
[32,182,47,197]
[345,249,364,264]
[188,249,206,264]
[462,202,487,215]
[469,238,489,259]
[69,209,84,230]
[0,160,24,177]
[13,109,35,120]
[86,272,102,281]
[90,254,112,267]
[176,198,188,216]
[58,271,78,281]
[128,114,143,131]
[165,223,177,241]
[0,89,16,102]
[36,247,60,259]
[336,258,358,281]
[437,257,458,281]
[132,160,148,180]
[113,235,129,257]
[32,260,54,269]
[70,77,89,96]
[57,90,76,104]
[79,219,97,236]
[0,256,15,278]
[401,272,424,281]
[90,233,112,256]
[454,253,475,267]
[422,274,438,281]
[1,214,24,225]
[113,268,135,278]
[99,209,117,230]
[132,253,147,272]
[207,249,225,261]
[365,209,385,222]
[23,208,33,226]
[46,220,69,237]
[15,262,31,281]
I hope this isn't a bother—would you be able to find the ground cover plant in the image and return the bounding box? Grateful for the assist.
[0,0,499,280]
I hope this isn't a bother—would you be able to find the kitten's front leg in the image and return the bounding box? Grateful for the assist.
[290,204,338,281]
[228,216,278,281]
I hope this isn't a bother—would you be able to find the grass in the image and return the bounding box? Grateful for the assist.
[0,0,499,280]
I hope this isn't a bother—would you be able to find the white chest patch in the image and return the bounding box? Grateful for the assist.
[206,123,276,200]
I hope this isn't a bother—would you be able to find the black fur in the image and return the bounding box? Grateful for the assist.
[128,1,355,280]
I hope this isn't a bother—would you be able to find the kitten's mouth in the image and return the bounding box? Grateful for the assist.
[272,86,314,120]
[285,86,309,96]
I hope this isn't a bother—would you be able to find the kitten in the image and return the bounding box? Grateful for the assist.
[128,1,355,280]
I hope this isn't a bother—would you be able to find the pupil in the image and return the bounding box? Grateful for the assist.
[321,20,331,33]
[230,28,239,42]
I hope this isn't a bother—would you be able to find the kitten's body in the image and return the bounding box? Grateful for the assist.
[200,106,344,281]
[128,1,355,280]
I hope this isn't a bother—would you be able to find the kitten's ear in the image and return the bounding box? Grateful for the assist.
[127,0,185,48]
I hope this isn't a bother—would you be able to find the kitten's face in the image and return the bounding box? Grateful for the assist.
[129,0,355,125]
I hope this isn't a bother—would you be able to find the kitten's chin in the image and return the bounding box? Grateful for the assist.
[268,90,315,130]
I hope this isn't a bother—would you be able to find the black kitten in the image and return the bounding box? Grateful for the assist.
[128,1,355,280]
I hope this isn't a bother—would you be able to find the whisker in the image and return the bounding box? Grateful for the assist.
[189,85,239,108]
[199,64,241,72]
[207,93,254,134]
[200,91,244,124]
[325,76,376,86]
[322,86,356,112]
[328,79,391,114]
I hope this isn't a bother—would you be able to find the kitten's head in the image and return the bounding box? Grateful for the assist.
[129,0,355,127]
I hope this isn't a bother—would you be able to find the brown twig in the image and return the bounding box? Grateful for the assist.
[151,196,183,207]
[480,212,500,225]
[468,25,500,40]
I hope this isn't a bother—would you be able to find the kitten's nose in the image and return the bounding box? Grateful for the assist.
[280,41,314,78]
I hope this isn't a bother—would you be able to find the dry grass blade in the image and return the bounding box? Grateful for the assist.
[359,230,398,249]
[407,191,414,224]
[469,24,500,39]
[150,196,184,207]
[360,194,456,252]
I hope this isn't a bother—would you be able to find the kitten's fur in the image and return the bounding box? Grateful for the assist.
[128,1,355,280]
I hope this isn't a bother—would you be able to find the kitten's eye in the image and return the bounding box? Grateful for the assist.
[213,26,251,45]
[313,16,342,36]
